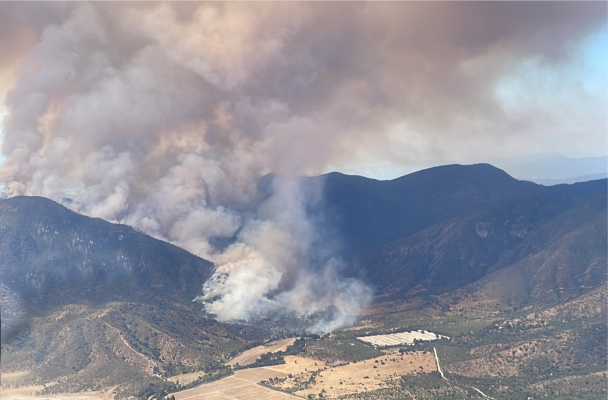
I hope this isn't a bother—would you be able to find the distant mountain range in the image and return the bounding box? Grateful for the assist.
[531,172,608,186]
[1,163,605,396]
[493,154,607,185]
[3,163,605,322]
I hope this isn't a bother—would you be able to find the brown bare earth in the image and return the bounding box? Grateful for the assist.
[226,338,296,367]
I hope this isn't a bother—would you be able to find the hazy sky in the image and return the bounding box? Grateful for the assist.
[0,2,606,182]
[0,1,606,329]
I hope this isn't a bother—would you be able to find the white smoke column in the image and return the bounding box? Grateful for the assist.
[198,175,372,331]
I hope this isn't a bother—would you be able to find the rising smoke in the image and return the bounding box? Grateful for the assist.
[196,175,372,332]
[0,2,378,331]
[0,2,605,331]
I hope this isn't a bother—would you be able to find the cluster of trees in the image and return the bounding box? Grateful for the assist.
[136,381,177,400]
[285,337,306,354]
[235,337,308,370]
[178,365,233,389]
[235,351,286,370]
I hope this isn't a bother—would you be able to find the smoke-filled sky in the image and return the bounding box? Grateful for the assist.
[0,2,606,331]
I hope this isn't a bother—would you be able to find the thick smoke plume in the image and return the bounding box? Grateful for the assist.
[0,2,605,331]
[197,175,371,332]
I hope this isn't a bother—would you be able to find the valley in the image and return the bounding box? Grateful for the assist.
[4,284,605,400]
[167,284,607,400]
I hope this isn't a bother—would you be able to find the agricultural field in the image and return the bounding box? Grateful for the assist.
[357,330,448,347]
[265,349,436,399]
[173,287,606,400]
[169,362,303,399]
[3,287,605,400]
[167,350,436,400]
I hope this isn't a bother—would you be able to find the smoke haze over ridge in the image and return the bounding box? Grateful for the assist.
[0,2,605,330]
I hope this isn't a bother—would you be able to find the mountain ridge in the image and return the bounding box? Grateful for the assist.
[0,195,214,311]
[357,178,607,305]
[314,163,541,254]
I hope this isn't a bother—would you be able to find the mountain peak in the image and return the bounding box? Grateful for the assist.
[0,196,214,313]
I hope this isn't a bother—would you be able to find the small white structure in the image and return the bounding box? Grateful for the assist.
[357,330,449,347]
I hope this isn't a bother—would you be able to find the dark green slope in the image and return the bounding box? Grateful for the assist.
[358,179,607,304]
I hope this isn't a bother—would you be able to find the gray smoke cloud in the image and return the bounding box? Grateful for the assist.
[197,175,371,332]
[0,2,605,330]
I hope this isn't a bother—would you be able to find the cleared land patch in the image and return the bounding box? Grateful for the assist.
[226,338,296,367]
[169,368,297,400]
[167,371,206,386]
[357,330,448,347]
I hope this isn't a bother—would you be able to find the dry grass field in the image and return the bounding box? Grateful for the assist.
[270,349,436,399]
[266,356,326,375]
[170,356,321,399]
[0,344,437,400]
[169,368,297,400]
[226,338,296,367]
[169,350,435,400]
[167,371,206,386]
[0,387,114,400]
[0,385,44,400]
[0,371,114,400]
[0,393,113,400]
